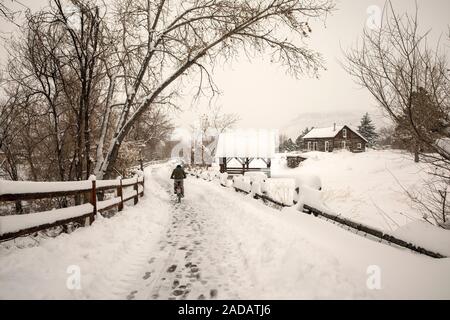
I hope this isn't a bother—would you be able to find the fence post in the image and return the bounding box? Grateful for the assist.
[117,178,123,211]
[134,176,139,205]
[142,175,145,196]
[90,179,97,225]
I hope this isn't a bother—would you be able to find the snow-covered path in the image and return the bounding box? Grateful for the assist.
[126,171,255,300]
[125,165,450,300]
[124,166,364,300]
[1,163,450,299]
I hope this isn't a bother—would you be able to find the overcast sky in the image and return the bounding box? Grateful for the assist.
[1,0,449,139]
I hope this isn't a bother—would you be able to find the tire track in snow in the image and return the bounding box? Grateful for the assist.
[126,168,255,300]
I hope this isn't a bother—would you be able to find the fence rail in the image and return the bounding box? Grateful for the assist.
[188,168,292,208]
[303,204,446,259]
[0,175,144,242]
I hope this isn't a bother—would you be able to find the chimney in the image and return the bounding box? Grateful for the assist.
[333,123,336,131]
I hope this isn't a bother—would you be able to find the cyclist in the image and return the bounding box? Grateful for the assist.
[170,164,187,197]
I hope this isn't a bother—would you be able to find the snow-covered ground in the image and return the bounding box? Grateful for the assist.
[0,165,170,299]
[273,150,450,256]
[1,161,450,299]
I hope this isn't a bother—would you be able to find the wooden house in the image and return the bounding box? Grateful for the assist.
[302,124,367,153]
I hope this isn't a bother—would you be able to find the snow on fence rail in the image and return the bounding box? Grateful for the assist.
[186,167,296,208]
[0,175,144,242]
[302,204,446,259]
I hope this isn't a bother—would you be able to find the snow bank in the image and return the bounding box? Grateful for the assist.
[0,204,93,235]
[273,150,430,231]
[297,186,329,213]
[392,221,450,257]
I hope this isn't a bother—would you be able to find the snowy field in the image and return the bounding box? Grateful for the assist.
[1,162,450,299]
[273,150,450,256]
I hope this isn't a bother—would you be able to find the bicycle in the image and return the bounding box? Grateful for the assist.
[174,180,183,203]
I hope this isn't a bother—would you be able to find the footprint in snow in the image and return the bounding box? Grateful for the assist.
[143,272,151,280]
[172,289,184,296]
[126,290,138,300]
[210,289,218,299]
[167,264,177,273]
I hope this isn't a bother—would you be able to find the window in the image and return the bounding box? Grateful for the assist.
[325,141,329,152]
[342,128,347,139]
[341,141,346,149]
[357,143,362,149]
[307,141,311,151]
[313,142,318,151]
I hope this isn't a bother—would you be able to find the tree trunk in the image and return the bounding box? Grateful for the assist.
[414,142,420,163]
[84,100,91,180]
[15,200,23,214]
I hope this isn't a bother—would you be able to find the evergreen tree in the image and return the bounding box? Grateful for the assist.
[358,113,378,146]
[296,127,313,150]
[392,87,445,162]
[280,137,297,152]
[284,138,297,152]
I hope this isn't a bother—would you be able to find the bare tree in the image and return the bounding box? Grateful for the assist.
[208,105,240,134]
[6,0,108,181]
[51,0,104,180]
[192,105,240,165]
[2,0,334,182]
[344,2,450,163]
[344,1,450,228]
[126,108,174,170]
[0,0,16,23]
[93,0,335,178]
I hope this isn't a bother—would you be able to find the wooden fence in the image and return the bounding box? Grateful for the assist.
[187,168,292,208]
[186,167,446,259]
[303,204,446,259]
[0,175,144,242]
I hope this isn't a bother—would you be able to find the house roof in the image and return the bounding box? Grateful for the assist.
[303,125,368,142]
[215,129,277,158]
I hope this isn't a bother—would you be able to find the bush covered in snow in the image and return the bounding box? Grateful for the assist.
[233,175,252,193]
[263,178,296,206]
[220,173,233,187]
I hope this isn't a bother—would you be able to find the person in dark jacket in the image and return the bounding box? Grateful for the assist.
[170,164,187,197]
